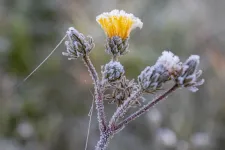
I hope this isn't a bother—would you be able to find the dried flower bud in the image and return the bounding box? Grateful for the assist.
[176,55,204,92]
[138,64,170,92]
[105,36,129,56]
[105,76,140,107]
[62,27,95,60]
[102,61,125,82]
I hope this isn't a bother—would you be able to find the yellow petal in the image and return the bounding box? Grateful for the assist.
[96,10,143,39]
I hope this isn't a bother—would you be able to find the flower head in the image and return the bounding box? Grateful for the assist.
[96,9,143,39]
[156,51,182,77]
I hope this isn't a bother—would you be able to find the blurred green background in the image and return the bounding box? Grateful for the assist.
[0,0,225,150]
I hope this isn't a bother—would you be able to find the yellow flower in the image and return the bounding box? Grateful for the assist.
[96,10,143,39]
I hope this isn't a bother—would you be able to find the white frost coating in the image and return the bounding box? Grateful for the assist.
[67,27,79,36]
[186,55,200,65]
[105,61,124,74]
[96,9,143,30]
[156,51,182,73]
[103,61,124,81]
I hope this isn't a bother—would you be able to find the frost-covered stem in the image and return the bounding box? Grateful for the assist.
[109,89,143,128]
[82,55,107,132]
[95,130,112,150]
[115,84,179,130]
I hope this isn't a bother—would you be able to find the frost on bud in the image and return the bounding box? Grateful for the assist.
[102,61,125,83]
[156,51,182,78]
[62,27,95,60]
[138,64,170,92]
[176,55,204,92]
[105,36,129,57]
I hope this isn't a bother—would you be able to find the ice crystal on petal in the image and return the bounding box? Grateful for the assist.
[96,9,143,39]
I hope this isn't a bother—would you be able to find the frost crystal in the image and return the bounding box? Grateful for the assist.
[138,64,170,92]
[96,9,143,39]
[102,61,125,82]
[105,36,129,56]
[176,55,204,92]
[156,51,182,77]
[62,27,94,60]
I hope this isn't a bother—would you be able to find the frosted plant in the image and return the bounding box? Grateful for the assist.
[96,9,143,59]
[102,60,125,83]
[62,9,204,150]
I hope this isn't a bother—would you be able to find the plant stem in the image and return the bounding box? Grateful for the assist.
[109,89,142,128]
[115,84,178,130]
[95,130,112,150]
[83,55,107,133]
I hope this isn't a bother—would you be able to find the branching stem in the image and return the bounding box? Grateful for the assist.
[83,55,107,133]
[115,84,179,130]
[95,130,112,150]
[109,89,143,128]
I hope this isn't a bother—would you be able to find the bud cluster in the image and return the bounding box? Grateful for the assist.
[138,51,204,93]
[138,51,182,92]
[105,36,129,57]
[176,55,204,92]
[62,27,94,60]
[102,60,125,83]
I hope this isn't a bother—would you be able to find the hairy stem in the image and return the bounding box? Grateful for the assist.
[115,84,178,130]
[109,89,142,128]
[95,130,112,150]
[83,55,107,132]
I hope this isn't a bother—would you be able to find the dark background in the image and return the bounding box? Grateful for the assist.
[0,0,225,150]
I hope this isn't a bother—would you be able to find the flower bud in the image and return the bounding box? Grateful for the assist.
[176,55,204,92]
[156,51,182,78]
[105,36,129,57]
[62,27,95,60]
[138,64,170,92]
[102,61,125,82]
